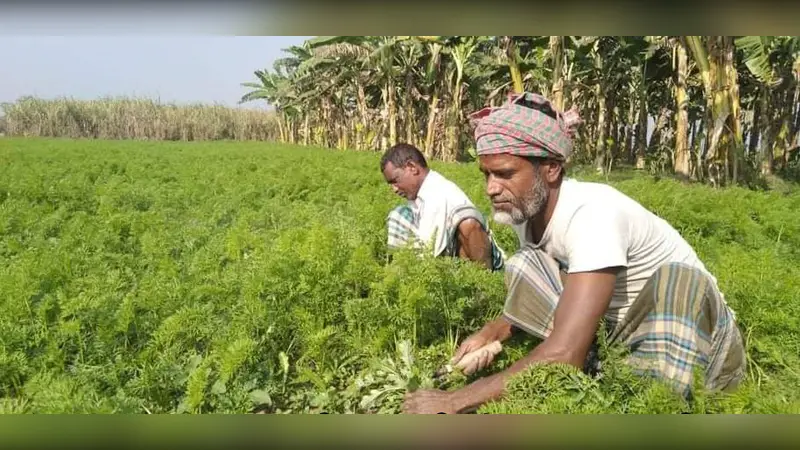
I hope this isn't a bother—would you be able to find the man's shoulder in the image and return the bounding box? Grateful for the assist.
[425,170,473,203]
[561,177,620,197]
[548,178,642,241]
[429,169,461,188]
[558,178,643,213]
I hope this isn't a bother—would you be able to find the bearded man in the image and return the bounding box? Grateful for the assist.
[402,93,747,414]
[382,142,505,271]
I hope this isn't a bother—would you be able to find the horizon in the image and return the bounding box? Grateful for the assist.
[0,35,313,111]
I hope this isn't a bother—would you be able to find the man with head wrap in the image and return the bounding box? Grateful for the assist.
[402,92,746,414]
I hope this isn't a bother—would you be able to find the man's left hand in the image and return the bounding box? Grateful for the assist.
[402,389,458,414]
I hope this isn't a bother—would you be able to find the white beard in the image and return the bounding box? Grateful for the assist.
[491,176,548,226]
[492,210,518,225]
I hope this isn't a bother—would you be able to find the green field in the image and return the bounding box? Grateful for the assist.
[1,137,799,414]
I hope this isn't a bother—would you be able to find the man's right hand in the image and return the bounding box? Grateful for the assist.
[450,317,514,375]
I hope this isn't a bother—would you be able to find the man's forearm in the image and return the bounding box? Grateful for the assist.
[457,221,492,269]
[481,316,516,343]
[460,237,491,268]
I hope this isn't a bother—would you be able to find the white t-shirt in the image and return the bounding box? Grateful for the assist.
[511,177,727,323]
[411,170,479,256]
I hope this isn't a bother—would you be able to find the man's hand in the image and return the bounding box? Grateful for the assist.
[402,389,458,414]
[450,317,515,375]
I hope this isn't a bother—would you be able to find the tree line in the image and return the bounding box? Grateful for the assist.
[240,36,800,186]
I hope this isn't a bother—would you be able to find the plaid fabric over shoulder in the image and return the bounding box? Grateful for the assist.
[502,244,746,398]
[470,92,582,160]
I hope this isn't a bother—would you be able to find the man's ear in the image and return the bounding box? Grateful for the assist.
[406,161,420,176]
[543,160,563,183]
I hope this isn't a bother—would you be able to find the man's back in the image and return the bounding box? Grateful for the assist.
[412,170,481,255]
[512,178,723,323]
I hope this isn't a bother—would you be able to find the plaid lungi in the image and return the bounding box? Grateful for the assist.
[502,244,747,398]
[386,204,505,272]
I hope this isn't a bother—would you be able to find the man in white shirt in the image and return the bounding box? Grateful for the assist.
[381,143,505,271]
[402,92,746,414]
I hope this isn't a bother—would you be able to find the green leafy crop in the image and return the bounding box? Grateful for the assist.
[1,138,798,414]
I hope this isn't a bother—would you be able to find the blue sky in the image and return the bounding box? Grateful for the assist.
[0,35,311,109]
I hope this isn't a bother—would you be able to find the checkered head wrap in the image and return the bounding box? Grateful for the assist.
[470,92,582,161]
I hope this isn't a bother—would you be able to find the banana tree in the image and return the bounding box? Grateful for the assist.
[240,68,296,143]
[304,36,374,149]
[420,39,445,158]
[735,36,800,175]
[396,39,425,148]
[366,36,405,150]
[570,36,634,172]
[441,36,486,161]
[500,36,525,94]
[671,37,692,178]
[684,36,745,185]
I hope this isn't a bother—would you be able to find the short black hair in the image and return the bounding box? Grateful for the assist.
[516,96,560,121]
[525,155,567,178]
[380,143,428,172]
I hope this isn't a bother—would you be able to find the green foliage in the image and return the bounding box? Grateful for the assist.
[1,138,799,414]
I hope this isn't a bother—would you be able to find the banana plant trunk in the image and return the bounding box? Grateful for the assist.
[424,93,439,159]
[549,36,565,110]
[356,80,368,150]
[388,80,397,148]
[674,39,691,178]
[724,37,743,184]
[694,117,705,180]
[758,85,772,175]
[790,78,800,163]
[774,89,794,168]
[685,36,743,186]
[341,116,349,150]
[635,75,648,169]
[594,82,608,172]
[689,120,698,178]
[612,102,621,160]
[749,87,762,157]
[303,114,310,146]
[446,76,464,162]
[404,72,416,147]
[278,114,286,143]
[624,84,636,163]
[505,36,524,94]
[322,97,332,148]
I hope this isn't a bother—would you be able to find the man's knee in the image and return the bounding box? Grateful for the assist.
[505,244,558,273]
[503,251,530,287]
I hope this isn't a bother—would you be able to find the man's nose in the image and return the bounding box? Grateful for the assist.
[486,177,502,197]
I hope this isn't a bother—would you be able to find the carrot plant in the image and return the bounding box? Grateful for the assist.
[0,137,798,414]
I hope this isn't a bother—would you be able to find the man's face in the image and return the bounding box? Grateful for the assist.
[383,161,422,200]
[478,153,550,225]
